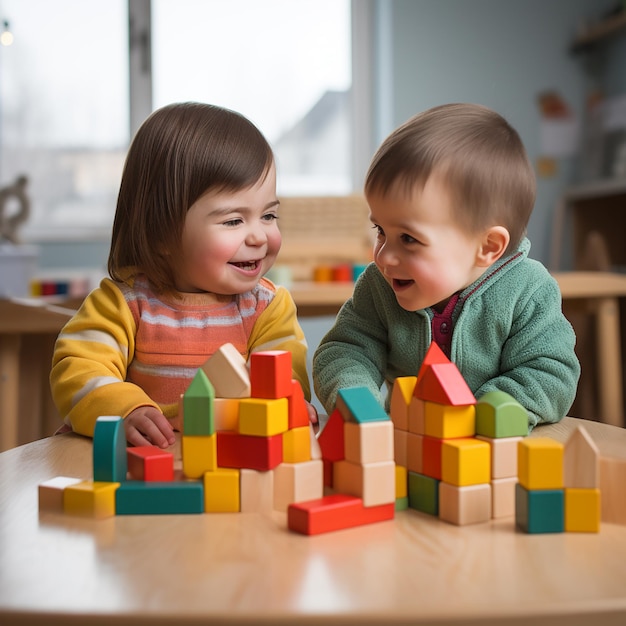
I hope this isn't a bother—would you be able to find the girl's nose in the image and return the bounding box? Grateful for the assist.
[246,225,268,246]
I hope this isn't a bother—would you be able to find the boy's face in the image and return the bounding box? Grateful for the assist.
[175,164,281,295]
[368,174,488,312]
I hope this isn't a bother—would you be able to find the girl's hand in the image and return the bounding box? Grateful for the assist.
[306,401,319,426]
[124,406,176,448]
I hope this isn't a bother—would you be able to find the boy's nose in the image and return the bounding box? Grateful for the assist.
[376,242,399,266]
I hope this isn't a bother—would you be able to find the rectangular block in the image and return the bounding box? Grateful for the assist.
[344,420,394,464]
[408,471,439,516]
[288,379,310,429]
[394,428,408,467]
[39,476,82,513]
[565,488,600,533]
[518,438,563,490]
[64,480,120,519]
[441,438,490,487]
[238,398,289,436]
[491,476,517,519]
[439,482,491,526]
[406,432,423,474]
[422,436,443,480]
[424,402,475,439]
[408,397,426,435]
[333,459,396,507]
[390,376,416,431]
[515,483,564,534]
[182,369,215,435]
[273,460,323,512]
[250,350,292,399]
[282,426,312,463]
[182,434,217,478]
[395,464,408,499]
[116,481,204,515]
[287,494,394,535]
[476,435,522,479]
[201,343,250,398]
[336,387,389,423]
[93,416,127,483]
[240,469,274,513]
[217,431,283,471]
[213,398,240,432]
[127,446,175,482]
[204,468,240,512]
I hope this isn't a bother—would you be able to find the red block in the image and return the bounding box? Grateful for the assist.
[127,446,174,482]
[217,431,283,471]
[415,342,450,388]
[288,379,309,429]
[317,409,345,462]
[414,362,476,406]
[422,436,443,480]
[250,350,293,399]
[288,494,395,535]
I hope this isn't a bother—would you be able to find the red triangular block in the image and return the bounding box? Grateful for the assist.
[414,362,475,406]
[415,342,450,388]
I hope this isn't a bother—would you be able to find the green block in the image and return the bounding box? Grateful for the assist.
[115,481,204,515]
[336,387,389,423]
[475,390,528,438]
[408,471,439,516]
[395,496,409,511]
[515,483,564,533]
[93,416,127,482]
[183,369,215,435]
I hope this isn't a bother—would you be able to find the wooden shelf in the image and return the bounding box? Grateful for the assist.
[571,10,626,53]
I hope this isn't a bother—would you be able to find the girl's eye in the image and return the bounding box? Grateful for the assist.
[224,218,243,227]
[262,213,278,222]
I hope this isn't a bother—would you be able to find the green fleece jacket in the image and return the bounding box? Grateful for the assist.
[313,239,580,431]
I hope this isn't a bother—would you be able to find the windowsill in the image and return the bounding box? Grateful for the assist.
[20,227,113,244]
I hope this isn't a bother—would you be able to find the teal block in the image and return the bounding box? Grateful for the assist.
[408,471,439,516]
[336,387,389,423]
[93,416,127,482]
[515,483,564,533]
[115,481,204,514]
[475,390,528,438]
[395,496,409,511]
[183,369,215,435]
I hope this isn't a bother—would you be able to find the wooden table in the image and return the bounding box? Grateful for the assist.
[1,416,626,626]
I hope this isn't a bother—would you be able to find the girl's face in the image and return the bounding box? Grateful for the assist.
[368,173,488,312]
[175,164,281,295]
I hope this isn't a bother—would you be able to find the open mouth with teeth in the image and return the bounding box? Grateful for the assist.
[229,260,261,271]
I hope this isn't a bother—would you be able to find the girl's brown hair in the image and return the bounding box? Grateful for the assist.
[108,102,274,294]
[365,103,536,254]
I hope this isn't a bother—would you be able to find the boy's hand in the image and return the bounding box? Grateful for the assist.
[124,406,176,449]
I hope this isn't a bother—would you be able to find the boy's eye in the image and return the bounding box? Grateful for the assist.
[372,224,384,237]
[401,233,419,244]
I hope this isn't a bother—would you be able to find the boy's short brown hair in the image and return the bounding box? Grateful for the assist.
[364,103,536,254]
[108,102,274,295]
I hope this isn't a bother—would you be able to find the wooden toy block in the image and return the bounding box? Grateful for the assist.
[344,420,394,464]
[335,386,389,423]
[406,432,423,474]
[333,459,396,507]
[93,416,127,483]
[439,482,491,525]
[213,398,240,432]
[599,455,626,524]
[491,477,518,519]
[182,368,215,436]
[395,464,408,499]
[413,362,476,406]
[39,476,82,513]
[115,481,204,515]
[323,459,333,487]
[408,471,439,516]
[316,408,345,462]
[421,436,443,480]
[475,390,528,438]
[518,438,564,490]
[394,428,408,467]
[415,342,450,386]
[396,496,409,511]
[282,425,312,463]
[249,350,292,399]
[565,488,601,532]
[287,494,394,535]
[238,397,289,437]
[273,459,323,512]
[515,483,564,533]
[441,438,491,487]
[564,425,599,489]
[423,402,476,439]
[127,446,175,482]
[216,431,283,471]
[64,480,120,519]
[204,468,240,512]
[390,376,416,430]
[182,434,217,478]
[201,343,250,398]
[240,468,274,513]
[476,435,522,480]
[288,379,309,429]
[407,397,426,435]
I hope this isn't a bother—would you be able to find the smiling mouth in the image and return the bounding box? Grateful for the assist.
[230,260,260,271]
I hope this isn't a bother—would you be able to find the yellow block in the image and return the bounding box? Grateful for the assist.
[395,464,408,499]
[283,426,312,463]
[63,480,120,519]
[204,468,240,512]
[182,434,217,478]
[424,402,475,439]
[441,438,490,486]
[565,488,601,532]
[518,438,563,490]
[238,398,289,436]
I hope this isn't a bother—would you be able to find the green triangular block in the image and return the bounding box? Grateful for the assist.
[183,369,215,435]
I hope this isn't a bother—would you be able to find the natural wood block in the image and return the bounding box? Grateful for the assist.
[333,459,396,507]
[240,468,274,513]
[599,455,626,524]
[390,376,416,431]
[439,482,491,526]
[408,397,426,435]
[273,460,323,512]
[564,425,599,489]
[213,398,240,432]
[394,428,408,467]
[423,402,475,439]
[406,432,423,474]
[344,420,394,464]
[476,435,522,479]
[201,343,250,398]
[39,476,82,513]
[491,476,517,519]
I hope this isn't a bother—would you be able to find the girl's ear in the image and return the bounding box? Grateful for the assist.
[476,226,510,267]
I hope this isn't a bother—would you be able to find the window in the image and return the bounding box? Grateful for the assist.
[0,0,359,241]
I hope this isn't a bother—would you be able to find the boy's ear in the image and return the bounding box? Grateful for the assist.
[476,226,510,267]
